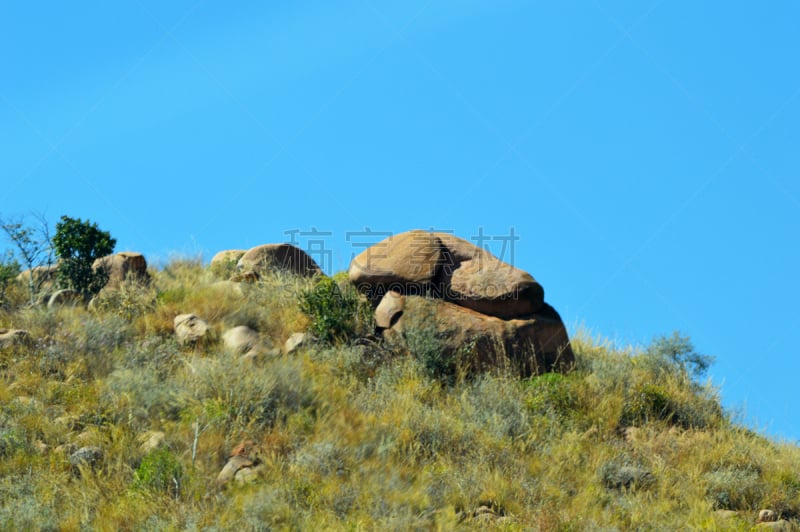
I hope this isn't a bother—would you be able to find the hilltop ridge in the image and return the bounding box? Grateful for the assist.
[0,245,798,529]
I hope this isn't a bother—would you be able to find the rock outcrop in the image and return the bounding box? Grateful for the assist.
[349,230,544,319]
[93,251,149,288]
[237,244,322,279]
[351,230,573,376]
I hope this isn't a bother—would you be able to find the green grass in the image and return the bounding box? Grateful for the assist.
[0,260,797,530]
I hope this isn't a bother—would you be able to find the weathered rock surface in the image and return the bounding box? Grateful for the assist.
[755,520,795,531]
[349,230,544,319]
[93,251,149,288]
[174,314,209,346]
[380,292,574,377]
[237,244,323,278]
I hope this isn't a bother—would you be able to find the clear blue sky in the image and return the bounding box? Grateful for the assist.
[1,1,798,441]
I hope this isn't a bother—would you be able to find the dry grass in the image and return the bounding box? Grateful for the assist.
[0,261,797,530]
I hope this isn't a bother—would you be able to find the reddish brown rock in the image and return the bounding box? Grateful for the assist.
[348,230,544,319]
[381,294,573,377]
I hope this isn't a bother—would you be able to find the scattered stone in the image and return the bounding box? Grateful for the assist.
[237,244,323,278]
[47,289,83,308]
[174,314,209,346]
[0,329,31,349]
[138,431,166,454]
[284,332,310,355]
[222,326,260,355]
[69,446,103,474]
[759,510,779,523]
[34,440,49,455]
[93,251,149,288]
[216,455,255,486]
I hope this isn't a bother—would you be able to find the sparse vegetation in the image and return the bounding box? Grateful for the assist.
[0,258,797,530]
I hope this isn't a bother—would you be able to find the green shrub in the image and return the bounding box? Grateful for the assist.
[134,448,183,497]
[53,215,116,298]
[299,274,368,345]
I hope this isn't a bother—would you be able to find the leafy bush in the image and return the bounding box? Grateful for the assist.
[299,274,369,344]
[134,448,183,497]
[643,331,714,380]
[0,252,20,307]
[53,215,116,298]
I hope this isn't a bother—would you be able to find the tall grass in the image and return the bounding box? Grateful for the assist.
[0,260,797,529]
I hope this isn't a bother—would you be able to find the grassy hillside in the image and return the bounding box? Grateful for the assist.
[0,260,798,530]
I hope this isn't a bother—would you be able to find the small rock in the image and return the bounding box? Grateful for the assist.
[216,455,254,486]
[34,440,49,455]
[222,326,260,355]
[759,510,779,523]
[138,431,166,453]
[174,314,209,346]
[284,332,309,354]
[69,446,103,474]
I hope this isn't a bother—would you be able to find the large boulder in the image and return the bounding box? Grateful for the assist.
[349,230,544,319]
[237,244,323,278]
[93,252,149,288]
[379,292,574,377]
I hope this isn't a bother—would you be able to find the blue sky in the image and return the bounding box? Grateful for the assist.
[1,1,798,441]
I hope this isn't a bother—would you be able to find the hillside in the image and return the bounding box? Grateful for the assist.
[1,258,799,530]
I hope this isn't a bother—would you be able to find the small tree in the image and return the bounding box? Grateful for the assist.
[53,215,116,298]
[0,213,55,304]
[0,251,21,306]
[645,331,714,380]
